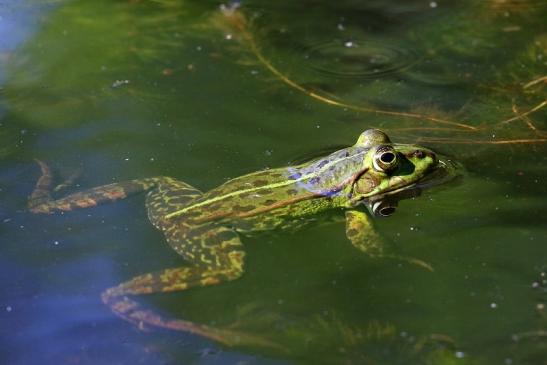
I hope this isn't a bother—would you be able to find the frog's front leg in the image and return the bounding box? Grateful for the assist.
[28,160,164,214]
[345,210,433,271]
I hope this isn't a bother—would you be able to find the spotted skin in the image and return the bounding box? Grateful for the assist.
[28,129,454,346]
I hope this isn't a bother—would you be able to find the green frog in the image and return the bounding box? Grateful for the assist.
[28,129,457,346]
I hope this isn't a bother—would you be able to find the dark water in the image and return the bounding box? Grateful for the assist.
[1,0,546,364]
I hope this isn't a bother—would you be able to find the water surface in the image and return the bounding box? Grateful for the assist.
[1,1,546,364]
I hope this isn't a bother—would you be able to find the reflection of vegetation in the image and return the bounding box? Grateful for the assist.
[214,304,470,364]
[209,3,546,146]
[5,0,199,127]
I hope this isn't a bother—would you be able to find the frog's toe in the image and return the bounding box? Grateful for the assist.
[385,254,434,272]
[28,160,55,213]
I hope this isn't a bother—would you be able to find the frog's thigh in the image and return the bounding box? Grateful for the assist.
[345,210,384,257]
[101,226,245,333]
[145,178,202,229]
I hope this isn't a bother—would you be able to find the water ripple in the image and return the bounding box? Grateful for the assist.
[301,39,420,79]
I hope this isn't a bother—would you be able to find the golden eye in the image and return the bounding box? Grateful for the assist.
[373,146,398,172]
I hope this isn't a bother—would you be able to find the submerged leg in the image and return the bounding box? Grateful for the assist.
[345,210,433,271]
[28,160,169,214]
[102,225,279,348]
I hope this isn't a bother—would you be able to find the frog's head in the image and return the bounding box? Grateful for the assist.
[350,129,452,206]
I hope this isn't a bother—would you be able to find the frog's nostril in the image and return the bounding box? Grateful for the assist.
[413,150,425,159]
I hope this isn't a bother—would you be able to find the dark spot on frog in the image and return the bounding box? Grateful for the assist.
[347,228,358,237]
[204,202,223,211]
[317,159,329,168]
[232,204,256,212]
[256,188,273,195]
[252,179,269,187]
[169,196,195,205]
[309,176,321,184]
[214,230,237,242]
[288,172,302,180]
[286,189,298,195]
[239,191,252,199]
[263,199,276,206]
[180,210,202,218]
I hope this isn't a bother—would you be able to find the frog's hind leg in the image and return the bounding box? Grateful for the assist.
[101,225,279,348]
[28,160,167,214]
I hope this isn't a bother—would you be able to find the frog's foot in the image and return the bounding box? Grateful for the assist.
[28,159,170,214]
[104,295,284,349]
[381,254,434,272]
[28,160,55,213]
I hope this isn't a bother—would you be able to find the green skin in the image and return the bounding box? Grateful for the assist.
[28,129,453,347]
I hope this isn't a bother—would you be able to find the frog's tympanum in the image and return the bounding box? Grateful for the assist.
[28,129,458,346]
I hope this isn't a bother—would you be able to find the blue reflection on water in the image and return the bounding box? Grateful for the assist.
[0,255,151,365]
[0,0,49,84]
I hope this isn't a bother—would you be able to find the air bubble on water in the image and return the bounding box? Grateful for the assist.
[6,306,12,312]
[490,302,498,309]
[454,351,465,358]
[344,41,355,48]
[111,79,130,88]
[429,2,438,8]
[53,241,59,245]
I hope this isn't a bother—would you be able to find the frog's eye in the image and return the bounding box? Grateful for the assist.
[373,146,398,173]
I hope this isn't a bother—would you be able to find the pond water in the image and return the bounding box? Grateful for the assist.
[1,0,546,364]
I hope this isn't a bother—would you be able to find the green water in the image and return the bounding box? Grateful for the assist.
[1,0,546,364]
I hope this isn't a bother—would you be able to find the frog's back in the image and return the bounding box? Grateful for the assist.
[177,146,369,227]
[186,168,307,222]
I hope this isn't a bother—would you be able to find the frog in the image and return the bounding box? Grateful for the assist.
[28,129,458,347]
